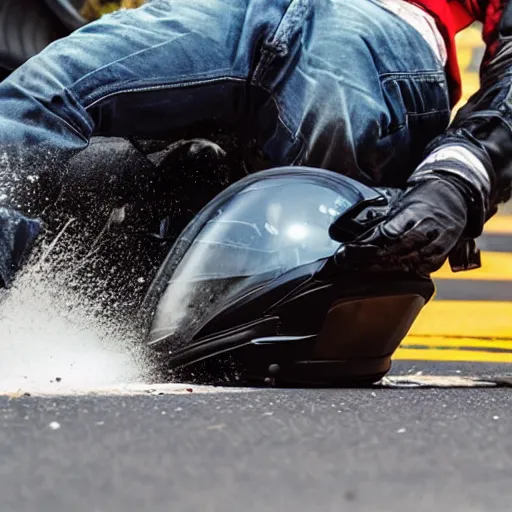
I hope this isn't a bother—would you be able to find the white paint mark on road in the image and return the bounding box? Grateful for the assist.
[0,382,253,397]
[380,376,498,388]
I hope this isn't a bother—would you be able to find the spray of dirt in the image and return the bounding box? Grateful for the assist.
[0,144,204,394]
[0,241,156,394]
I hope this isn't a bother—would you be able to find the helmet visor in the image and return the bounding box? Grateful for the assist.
[148,168,375,347]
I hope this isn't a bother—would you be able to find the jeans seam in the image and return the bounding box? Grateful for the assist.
[70,34,192,93]
[262,0,310,56]
[256,82,304,164]
[290,143,307,165]
[78,75,247,110]
[53,115,90,144]
[54,89,93,142]
[257,82,301,141]
[252,0,311,84]
[407,110,450,117]
[379,71,446,82]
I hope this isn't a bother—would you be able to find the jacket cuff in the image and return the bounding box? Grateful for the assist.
[408,143,491,237]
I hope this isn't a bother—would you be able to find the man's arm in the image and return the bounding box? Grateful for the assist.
[424,0,512,224]
[338,1,512,275]
[421,0,512,233]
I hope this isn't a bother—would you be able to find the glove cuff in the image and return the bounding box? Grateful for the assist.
[408,143,491,238]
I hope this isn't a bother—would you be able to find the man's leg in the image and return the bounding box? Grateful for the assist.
[254,0,452,188]
[0,0,303,286]
[0,0,259,174]
[0,0,451,286]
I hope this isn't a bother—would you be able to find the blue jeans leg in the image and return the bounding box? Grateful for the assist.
[0,0,296,285]
[255,0,452,187]
[0,0,451,192]
[0,0,452,286]
[0,0,267,157]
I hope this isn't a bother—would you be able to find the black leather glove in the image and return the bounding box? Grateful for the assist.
[336,172,473,276]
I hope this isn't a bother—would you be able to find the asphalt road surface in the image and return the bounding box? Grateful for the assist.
[1,39,511,512]
[1,215,512,512]
[0,361,511,512]
[2,22,512,512]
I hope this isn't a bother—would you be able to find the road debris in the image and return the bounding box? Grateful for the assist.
[206,424,225,431]
[379,375,512,388]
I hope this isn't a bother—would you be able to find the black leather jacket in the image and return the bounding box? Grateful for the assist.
[423,0,512,236]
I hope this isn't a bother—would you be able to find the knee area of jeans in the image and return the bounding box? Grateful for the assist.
[5,52,76,108]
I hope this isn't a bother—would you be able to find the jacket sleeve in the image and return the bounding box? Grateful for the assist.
[416,0,512,236]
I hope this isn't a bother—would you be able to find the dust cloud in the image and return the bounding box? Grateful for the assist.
[0,261,154,394]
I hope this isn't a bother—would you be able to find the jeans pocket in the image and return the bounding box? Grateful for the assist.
[378,72,451,185]
[380,71,450,136]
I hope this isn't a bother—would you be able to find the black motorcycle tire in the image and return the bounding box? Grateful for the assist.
[44,0,86,31]
[0,0,66,78]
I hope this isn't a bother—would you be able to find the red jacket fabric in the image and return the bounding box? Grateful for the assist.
[409,0,505,105]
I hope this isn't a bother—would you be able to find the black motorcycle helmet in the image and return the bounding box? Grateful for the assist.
[142,167,435,386]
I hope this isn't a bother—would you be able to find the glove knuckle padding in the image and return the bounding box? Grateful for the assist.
[377,175,468,271]
[340,174,470,274]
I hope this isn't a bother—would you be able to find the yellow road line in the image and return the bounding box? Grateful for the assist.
[409,300,512,338]
[483,215,512,234]
[434,251,512,280]
[402,336,512,351]
[394,347,512,363]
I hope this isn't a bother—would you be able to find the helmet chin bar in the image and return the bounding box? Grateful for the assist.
[143,167,435,386]
[159,278,432,386]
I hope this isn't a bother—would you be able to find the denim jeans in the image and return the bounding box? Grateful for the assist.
[0,0,451,286]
